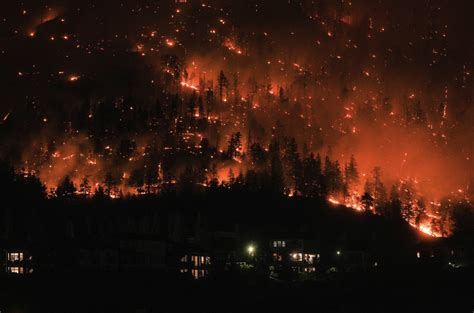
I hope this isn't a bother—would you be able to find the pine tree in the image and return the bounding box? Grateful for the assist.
[400,180,416,222]
[345,155,359,191]
[103,172,116,197]
[93,185,107,200]
[302,153,324,198]
[227,132,242,158]
[389,185,403,220]
[56,176,77,198]
[414,198,427,228]
[361,192,374,212]
[372,167,388,213]
[250,143,267,166]
[218,70,229,102]
[129,168,145,193]
[269,140,284,195]
[283,138,301,193]
[79,176,91,197]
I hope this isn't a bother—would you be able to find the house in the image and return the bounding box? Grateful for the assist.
[269,239,320,276]
[5,249,34,275]
[179,242,211,279]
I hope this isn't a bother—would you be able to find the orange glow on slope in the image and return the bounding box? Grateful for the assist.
[328,194,444,237]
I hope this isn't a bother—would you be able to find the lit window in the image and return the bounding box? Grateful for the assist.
[291,253,303,261]
[305,254,316,264]
[192,256,199,267]
[282,241,286,248]
[8,267,20,274]
[7,253,23,262]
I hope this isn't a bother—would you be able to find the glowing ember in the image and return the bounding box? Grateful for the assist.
[165,39,175,47]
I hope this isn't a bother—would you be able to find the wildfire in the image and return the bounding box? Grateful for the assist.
[69,75,80,82]
[165,39,175,47]
[329,195,442,237]
[410,222,442,238]
[328,198,340,205]
[3,0,470,243]
[223,38,244,55]
[180,81,199,91]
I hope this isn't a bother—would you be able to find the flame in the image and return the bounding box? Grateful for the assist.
[165,39,175,47]
[223,38,244,55]
[328,193,444,237]
[410,222,442,238]
[180,81,199,91]
[328,198,341,205]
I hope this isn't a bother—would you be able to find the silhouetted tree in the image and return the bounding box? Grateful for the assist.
[250,143,267,166]
[178,165,201,194]
[302,153,325,198]
[269,140,284,195]
[414,198,427,228]
[389,186,403,221]
[129,168,145,193]
[345,155,359,190]
[372,167,388,213]
[218,70,229,102]
[325,156,344,196]
[361,192,374,212]
[227,132,242,158]
[283,138,301,193]
[79,176,91,196]
[399,181,416,222]
[161,54,182,86]
[451,201,474,238]
[56,176,77,198]
[93,185,107,200]
[103,172,116,197]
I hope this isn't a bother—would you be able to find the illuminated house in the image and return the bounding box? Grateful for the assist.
[180,244,211,279]
[5,250,34,275]
[269,239,319,275]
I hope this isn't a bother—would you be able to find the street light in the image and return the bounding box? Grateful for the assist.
[247,244,256,256]
[336,250,341,256]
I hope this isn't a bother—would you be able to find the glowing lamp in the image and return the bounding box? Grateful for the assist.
[247,245,256,256]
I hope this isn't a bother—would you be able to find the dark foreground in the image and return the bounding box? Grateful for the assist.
[1,267,473,313]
